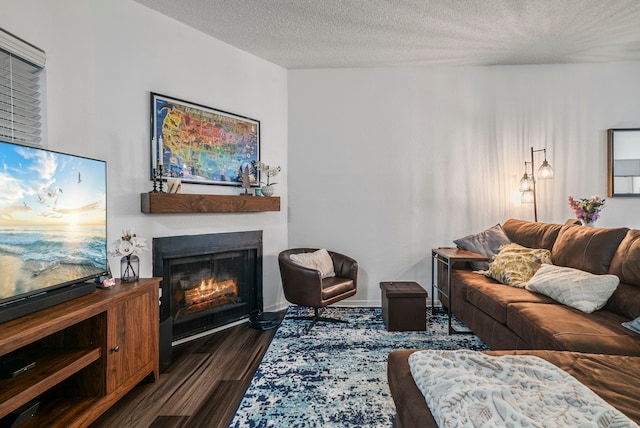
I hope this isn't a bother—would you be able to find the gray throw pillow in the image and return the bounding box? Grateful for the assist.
[453,224,511,270]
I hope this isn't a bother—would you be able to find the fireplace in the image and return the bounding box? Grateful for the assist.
[153,231,262,371]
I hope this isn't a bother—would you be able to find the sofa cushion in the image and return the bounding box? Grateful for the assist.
[484,243,551,287]
[607,230,640,325]
[466,279,556,324]
[551,224,629,274]
[321,276,355,300]
[453,224,511,270]
[609,230,640,287]
[605,282,640,320]
[506,302,640,355]
[525,264,619,313]
[502,219,563,250]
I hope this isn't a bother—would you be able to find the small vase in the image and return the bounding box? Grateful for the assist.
[120,255,140,282]
[261,185,275,197]
[580,220,595,227]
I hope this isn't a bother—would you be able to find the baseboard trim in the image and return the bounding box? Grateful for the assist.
[171,317,249,346]
[265,299,443,312]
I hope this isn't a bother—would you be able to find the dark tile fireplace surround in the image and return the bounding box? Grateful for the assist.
[153,230,263,371]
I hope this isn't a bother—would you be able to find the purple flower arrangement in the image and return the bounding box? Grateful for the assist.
[568,195,606,224]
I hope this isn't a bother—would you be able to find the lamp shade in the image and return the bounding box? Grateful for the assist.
[519,173,533,192]
[538,160,554,179]
[521,189,534,203]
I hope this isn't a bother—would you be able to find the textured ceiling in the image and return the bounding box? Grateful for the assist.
[133,0,640,69]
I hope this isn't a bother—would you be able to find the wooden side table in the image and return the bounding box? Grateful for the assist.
[431,248,488,334]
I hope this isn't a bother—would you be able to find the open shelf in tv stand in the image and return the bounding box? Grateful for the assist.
[0,278,160,428]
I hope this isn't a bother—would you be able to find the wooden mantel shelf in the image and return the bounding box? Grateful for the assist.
[141,193,280,214]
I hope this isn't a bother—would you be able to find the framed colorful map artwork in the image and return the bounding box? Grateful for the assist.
[150,93,260,186]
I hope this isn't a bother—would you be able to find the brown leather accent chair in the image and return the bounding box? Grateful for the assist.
[278,248,358,331]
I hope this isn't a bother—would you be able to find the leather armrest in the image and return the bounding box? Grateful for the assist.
[330,251,358,284]
[279,254,323,305]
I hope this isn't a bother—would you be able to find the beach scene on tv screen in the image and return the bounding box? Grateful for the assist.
[0,142,107,301]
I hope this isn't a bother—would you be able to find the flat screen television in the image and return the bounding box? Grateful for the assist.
[0,140,108,323]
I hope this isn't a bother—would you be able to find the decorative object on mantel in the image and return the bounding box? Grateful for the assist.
[167,177,181,193]
[151,93,260,187]
[261,185,275,197]
[241,165,251,195]
[518,147,554,222]
[150,161,165,193]
[568,195,606,226]
[252,160,281,197]
[108,229,148,282]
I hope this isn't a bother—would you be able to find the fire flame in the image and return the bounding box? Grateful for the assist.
[184,278,238,306]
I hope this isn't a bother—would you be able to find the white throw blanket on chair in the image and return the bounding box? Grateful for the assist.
[408,350,638,428]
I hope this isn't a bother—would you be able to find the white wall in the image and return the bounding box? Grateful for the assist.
[2,0,289,311]
[289,64,640,305]
[5,1,640,309]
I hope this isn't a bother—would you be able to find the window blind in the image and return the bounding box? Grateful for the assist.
[0,28,46,147]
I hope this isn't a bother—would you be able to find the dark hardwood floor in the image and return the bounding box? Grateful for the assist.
[91,315,282,428]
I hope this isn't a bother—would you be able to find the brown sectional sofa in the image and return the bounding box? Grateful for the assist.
[388,349,640,427]
[441,218,640,355]
[388,219,640,426]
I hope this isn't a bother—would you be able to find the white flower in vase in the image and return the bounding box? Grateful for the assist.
[252,160,282,196]
[108,229,148,282]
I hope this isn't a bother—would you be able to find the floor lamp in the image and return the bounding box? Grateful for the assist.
[519,147,553,222]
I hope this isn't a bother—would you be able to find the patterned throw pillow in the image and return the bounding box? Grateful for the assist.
[525,264,619,313]
[484,243,552,288]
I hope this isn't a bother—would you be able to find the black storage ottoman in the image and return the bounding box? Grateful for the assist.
[380,281,427,331]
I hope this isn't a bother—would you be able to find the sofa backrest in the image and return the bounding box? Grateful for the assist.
[502,219,562,250]
[606,230,640,320]
[610,230,640,285]
[551,223,629,275]
[504,218,639,320]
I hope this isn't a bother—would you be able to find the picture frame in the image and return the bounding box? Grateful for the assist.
[608,128,640,197]
[150,92,260,186]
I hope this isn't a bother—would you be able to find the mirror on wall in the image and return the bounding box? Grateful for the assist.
[608,128,640,197]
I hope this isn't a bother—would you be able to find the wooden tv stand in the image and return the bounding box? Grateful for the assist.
[0,278,160,428]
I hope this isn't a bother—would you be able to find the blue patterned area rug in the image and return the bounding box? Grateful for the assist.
[229,306,488,427]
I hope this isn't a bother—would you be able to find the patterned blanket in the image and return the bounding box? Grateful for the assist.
[409,350,639,428]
